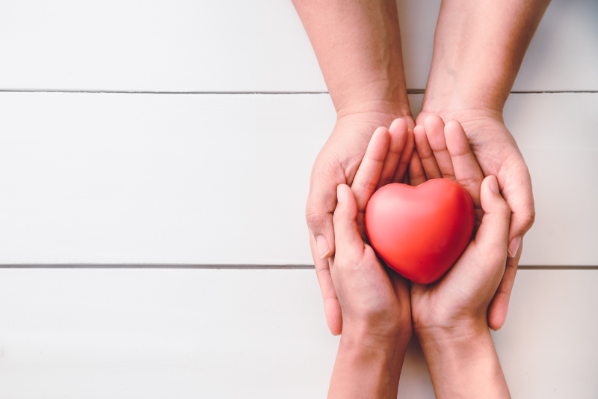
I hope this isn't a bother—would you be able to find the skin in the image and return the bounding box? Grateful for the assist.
[327,119,512,397]
[294,0,549,333]
[326,126,413,398]
[293,0,415,335]
[418,0,551,329]
[410,118,513,398]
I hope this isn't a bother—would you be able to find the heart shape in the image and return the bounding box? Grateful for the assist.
[365,179,474,284]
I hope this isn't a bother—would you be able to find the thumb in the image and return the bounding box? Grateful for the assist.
[475,176,512,256]
[332,184,364,259]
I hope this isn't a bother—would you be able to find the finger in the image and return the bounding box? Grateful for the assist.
[306,164,342,259]
[424,114,456,181]
[474,176,511,255]
[408,149,427,186]
[351,127,390,212]
[445,120,485,221]
[333,184,365,259]
[377,119,408,189]
[393,129,415,183]
[502,164,535,257]
[309,233,342,335]
[414,125,442,179]
[488,239,522,331]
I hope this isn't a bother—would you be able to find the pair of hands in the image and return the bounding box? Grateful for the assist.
[308,109,532,335]
[316,115,513,341]
[324,115,513,398]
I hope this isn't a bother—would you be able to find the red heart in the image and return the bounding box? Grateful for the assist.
[365,179,474,284]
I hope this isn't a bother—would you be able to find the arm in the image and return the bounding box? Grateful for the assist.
[410,118,512,397]
[329,330,407,399]
[418,0,550,329]
[423,0,551,114]
[418,327,509,398]
[292,0,410,117]
[327,126,413,398]
[293,0,415,335]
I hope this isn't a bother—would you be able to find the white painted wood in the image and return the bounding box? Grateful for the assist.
[504,94,598,266]
[0,0,595,92]
[0,92,596,265]
[0,269,595,398]
[0,92,335,264]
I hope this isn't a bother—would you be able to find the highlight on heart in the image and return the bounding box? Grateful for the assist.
[365,178,474,284]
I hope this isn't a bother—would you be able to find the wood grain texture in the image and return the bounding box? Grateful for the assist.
[0,269,595,398]
[0,0,596,92]
[0,92,596,265]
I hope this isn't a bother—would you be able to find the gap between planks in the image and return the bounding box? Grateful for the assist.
[1,90,598,95]
[0,264,596,270]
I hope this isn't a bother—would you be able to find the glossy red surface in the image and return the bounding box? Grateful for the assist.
[365,179,474,284]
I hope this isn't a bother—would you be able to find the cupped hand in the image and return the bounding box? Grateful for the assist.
[327,126,414,339]
[408,118,513,335]
[307,113,414,335]
[413,112,532,330]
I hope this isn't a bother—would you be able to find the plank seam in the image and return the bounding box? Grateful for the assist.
[0,264,596,270]
[0,90,597,95]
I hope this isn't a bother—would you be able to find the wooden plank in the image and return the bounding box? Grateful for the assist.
[0,0,596,92]
[0,269,595,398]
[0,92,596,265]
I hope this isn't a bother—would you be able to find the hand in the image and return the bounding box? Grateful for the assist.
[409,117,512,397]
[414,111,532,330]
[327,126,412,399]
[307,113,414,335]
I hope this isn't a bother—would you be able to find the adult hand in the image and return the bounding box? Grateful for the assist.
[414,111,533,330]
[409,117,512,397]
[308,113,414,335]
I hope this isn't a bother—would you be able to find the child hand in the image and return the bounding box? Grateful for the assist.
[332,183,411,341]
[409,115,521,329]
[408,117,513,332]
[329,121,413,341]
[326,121,413,399]
[409,116,512,398]
[309,119,414,336]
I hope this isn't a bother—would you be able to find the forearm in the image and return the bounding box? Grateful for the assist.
[423,0,551,115]
[417,326,510,399]
[328,330,409,399]
[291,0,410,118]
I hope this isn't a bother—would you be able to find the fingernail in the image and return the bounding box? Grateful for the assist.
[508,237,521,258]
[489,176,499,194]
[316,235,330,259]
[336,185,345,202]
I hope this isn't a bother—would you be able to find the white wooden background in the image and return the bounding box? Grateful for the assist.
[0,0,596,397]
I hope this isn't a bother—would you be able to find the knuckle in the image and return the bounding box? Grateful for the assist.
[353,178,377,193]
[512,209,536,234]
[459,175,484,189]
[305,204,328,230]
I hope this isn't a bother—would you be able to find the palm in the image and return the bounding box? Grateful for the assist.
[345,121,414,308]
[414,111,534,330]
[308,114,414,335]
[411,240,493,329]
[463,119,534,234]
[416,111,534,242]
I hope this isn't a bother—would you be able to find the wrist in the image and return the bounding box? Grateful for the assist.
[422,68,508,119]
[415,321,488,351]
[416,326,510,398]
[329,328,410,399]
[334,106,414,139]
[336,98,412,121]
[342,322,412,355]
